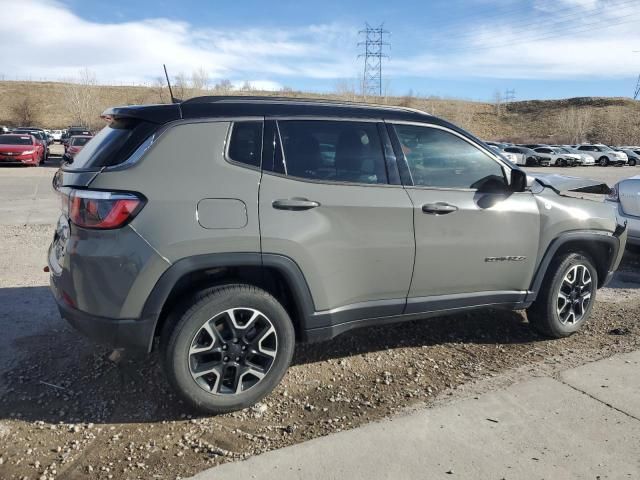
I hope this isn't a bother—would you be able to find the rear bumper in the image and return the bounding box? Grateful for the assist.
[52,278,155,350]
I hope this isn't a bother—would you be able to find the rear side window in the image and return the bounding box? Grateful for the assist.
[227,122,263,168]
[394,124,506,190]
[63,119,157,171]
[277,120,387,184]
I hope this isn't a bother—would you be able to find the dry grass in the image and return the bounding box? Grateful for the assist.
[1,80,639,144]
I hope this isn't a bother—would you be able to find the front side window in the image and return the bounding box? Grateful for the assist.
[394,124,506,190]
[277,120,387,184]
[227,121,263,168]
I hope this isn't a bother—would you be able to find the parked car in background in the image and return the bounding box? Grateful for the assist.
[51,130,63,142]
[62,127,92,146]
[503,146,547,166]
[488,145,520,165]
[552,146,595,166]
[62,135,92,163]
[0,134,43,166]
[48,96,627,414]
[12,129,50,163]
[617,148,639,167]
[533,147,579,167]
[607,176,640,250]
[576,144,627,166]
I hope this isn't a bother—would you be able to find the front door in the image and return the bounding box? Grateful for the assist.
[389,122,540,310]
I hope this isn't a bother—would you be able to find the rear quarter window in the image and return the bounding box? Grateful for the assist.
[62,119,157,171]
[227,121,263,168]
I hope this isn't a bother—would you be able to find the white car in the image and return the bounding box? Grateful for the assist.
[607,176,640,248]
[533,147,582,167]
[576,144,627,166]
[51,130,63,142]
[552,146,595,166]
[489,145,521,165]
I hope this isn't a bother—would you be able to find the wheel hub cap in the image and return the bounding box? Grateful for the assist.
[188,307,278,395]
[556,264,592,325]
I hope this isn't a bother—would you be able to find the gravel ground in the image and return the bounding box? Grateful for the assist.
[0,223,639,480]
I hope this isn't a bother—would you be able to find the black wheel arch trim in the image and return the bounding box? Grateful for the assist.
[141,252,317,351]
[525,229,624,303]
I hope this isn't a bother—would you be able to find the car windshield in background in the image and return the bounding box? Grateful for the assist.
[599,145,614,151]
[71,137,91,146]
[0,135,32,145]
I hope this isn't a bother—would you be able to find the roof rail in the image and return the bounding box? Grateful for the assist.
[181,95,431,115]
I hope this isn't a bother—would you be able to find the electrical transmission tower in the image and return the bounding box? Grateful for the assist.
[633,51,640,100]
[504,88,516,104]
[358,23,390,97]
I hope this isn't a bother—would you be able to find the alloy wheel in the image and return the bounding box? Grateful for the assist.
[556,264,592,325]
[188,307,278,395]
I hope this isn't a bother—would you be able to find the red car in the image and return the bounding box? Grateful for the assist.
[62,135,92,163]
[0,134,43,166]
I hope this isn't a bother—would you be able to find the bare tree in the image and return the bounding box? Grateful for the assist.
[191,67,209,93]
[213,79,233,94]
[558,107,592,144]
[240,81,253,92]
[63,68,98,128]
[173,72,188,100]
[10,96,39,126]
[152,76,167,103]
[334,78,358,102]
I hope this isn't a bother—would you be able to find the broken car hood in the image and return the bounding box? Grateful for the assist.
[529,173,610,194]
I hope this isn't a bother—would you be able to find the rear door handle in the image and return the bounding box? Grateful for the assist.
[272,198,320,211]
[422,202,458,215]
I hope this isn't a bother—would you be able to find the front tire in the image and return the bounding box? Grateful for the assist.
[163,284,295,414]
[527,253,597,338]
[598,156,609,167]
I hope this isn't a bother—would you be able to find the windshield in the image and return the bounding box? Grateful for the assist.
[556,147,571,153]
[598,145,613,152]
[0,135,33,145]
[70,137,91,146]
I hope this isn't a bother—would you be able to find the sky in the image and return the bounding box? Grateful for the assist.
[1,0,640,101]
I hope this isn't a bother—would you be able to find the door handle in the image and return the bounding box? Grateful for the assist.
[272,198,320,211]
[422,202,458,215]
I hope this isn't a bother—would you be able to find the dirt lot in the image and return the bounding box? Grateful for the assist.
[0,161,639,479]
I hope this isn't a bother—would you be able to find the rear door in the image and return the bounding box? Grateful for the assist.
[258,119,414,322]
[388,122,540,310]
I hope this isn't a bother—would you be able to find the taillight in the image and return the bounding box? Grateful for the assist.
[66,190,145,229]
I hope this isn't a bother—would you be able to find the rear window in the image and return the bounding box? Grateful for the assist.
[63,119,157,171]
[70,137,91,146]
[0,135,32,145]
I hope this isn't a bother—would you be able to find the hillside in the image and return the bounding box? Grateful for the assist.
[1,80,639,145]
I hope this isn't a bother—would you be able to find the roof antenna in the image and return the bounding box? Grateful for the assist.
[163,64,180,103]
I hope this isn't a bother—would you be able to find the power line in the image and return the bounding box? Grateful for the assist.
[358,23,390,97]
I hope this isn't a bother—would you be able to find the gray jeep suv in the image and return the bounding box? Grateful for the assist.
[48,97,627,413]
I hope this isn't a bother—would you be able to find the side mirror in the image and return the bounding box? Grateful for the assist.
[510,168,527,192]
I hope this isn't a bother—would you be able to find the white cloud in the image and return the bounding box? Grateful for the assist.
[0,0,356,85]
[1,0,640,89]
[393,0,640,80]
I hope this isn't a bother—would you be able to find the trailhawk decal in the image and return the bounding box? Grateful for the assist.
[485,256,527,262]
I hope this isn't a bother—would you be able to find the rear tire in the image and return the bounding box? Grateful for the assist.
[527,253,597,338]
[163,284,295,414]
[629,159,637,167]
